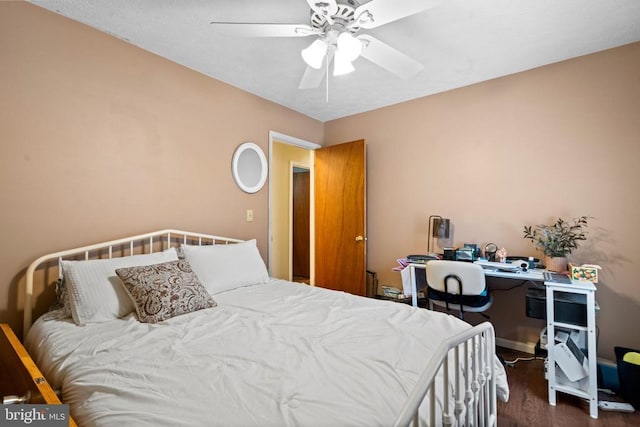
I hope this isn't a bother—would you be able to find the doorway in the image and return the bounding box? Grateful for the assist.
[268,132,367,296]
[268,131,319,283]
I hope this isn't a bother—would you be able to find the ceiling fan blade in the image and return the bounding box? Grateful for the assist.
[299,62,328,89]
[358,34,423,79]
[305,0,339,19]
[298,50,337,89]
[210,22,321,37]
[355,0,440,29]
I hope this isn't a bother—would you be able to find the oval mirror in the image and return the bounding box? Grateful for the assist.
[231,142,268,193]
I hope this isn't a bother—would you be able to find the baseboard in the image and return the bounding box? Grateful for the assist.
[496,338,536,355]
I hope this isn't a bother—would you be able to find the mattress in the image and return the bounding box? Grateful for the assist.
[26,279,508,427]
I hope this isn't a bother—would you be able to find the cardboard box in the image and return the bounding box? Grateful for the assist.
[569,263,600,283]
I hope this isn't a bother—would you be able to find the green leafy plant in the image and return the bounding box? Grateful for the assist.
[523,216,589,257]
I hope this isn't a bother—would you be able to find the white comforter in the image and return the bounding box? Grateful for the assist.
[26,279,508,427]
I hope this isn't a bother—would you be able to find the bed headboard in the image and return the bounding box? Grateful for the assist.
[24,229,244,336]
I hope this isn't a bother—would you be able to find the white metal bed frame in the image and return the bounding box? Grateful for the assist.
[23,229,498,427]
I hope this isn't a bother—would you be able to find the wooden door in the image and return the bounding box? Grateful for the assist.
[314,139,366,295]
[292,170,310,279]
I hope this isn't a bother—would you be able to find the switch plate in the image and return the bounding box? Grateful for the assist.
[246,209,254,222]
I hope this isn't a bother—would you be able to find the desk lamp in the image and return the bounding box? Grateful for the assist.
[428,215,450,255]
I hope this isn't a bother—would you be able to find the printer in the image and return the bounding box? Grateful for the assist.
[554,330,589,382]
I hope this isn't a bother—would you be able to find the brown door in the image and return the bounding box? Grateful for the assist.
[314,139,366,296]
[292,170,310,279]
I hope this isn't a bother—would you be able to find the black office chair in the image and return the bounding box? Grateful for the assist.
[425,260,493,320]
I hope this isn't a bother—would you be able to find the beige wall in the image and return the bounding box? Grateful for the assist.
[0,2,323,337]
[325,42,640,359]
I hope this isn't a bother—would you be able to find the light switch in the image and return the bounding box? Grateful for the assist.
[246,209,254,222]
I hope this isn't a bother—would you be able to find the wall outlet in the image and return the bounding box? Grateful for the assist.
[246,209,254,222]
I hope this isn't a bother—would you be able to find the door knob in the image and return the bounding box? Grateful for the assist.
[355,236,366,242]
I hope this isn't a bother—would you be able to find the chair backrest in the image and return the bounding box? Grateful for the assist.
[426,261,487,296]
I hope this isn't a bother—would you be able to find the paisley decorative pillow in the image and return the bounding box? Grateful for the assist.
[116,260,217,323]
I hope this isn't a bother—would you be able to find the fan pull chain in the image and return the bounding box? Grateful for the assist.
[325,53,329,103]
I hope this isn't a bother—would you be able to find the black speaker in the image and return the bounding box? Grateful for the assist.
[443,247,457,260]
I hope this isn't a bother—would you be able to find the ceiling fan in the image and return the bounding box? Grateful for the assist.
[210,0,440,89]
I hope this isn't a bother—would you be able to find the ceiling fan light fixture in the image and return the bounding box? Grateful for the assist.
[301,39,328,69]
[336,31,362,61]
[333,49,355,76]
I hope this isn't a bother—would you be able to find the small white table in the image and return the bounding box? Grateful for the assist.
[545,279,598,419]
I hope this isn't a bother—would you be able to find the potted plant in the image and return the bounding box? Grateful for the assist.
[523,216,589,272]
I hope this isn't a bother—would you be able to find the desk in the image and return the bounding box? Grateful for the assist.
[406,261,598,418]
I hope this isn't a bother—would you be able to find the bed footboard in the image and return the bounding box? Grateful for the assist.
[393,322,497,427]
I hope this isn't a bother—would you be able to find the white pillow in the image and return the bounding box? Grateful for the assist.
[181,240,269,295]
[62,248,179,325]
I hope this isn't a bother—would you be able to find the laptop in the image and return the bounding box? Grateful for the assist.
[543,271,572,284]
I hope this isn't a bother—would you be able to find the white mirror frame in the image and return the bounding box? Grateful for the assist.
[232,142,268,193]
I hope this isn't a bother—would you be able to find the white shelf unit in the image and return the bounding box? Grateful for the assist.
[545,279,598,419]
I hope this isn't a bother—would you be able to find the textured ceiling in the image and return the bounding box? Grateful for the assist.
[29,0,640,122]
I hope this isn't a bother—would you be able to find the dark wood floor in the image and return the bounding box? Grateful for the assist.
[497,347,640,426]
